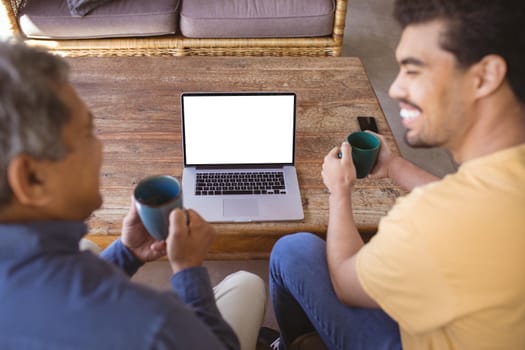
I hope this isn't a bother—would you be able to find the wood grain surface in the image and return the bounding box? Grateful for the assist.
[66,57,405,259]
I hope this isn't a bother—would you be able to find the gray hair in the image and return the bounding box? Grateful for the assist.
[0,40,71,207]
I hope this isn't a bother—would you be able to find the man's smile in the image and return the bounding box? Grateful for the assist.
[399,102,422,129]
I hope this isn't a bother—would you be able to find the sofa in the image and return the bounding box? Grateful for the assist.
[0,0,348,57]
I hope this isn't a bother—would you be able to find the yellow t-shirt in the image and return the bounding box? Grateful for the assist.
[356,144,525,350]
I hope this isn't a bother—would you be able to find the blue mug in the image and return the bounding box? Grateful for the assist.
[134,175,183,240]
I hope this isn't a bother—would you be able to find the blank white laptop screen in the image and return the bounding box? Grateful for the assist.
[182,93,295,166]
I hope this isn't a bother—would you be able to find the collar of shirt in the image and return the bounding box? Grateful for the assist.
[0,221,87,261]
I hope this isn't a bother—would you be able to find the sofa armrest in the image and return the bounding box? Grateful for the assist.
[334,0,348,37]
[0,0,22,35]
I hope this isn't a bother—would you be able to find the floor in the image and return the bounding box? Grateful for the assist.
[131,0,457,331]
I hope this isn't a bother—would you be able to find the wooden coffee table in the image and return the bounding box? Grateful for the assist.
[67,56,405,259]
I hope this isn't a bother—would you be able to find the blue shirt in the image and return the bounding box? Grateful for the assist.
[0,221,239,350]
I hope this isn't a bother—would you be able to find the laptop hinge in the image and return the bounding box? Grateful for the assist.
[194,164,286,170]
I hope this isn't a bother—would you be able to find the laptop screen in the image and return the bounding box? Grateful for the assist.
[182,92,296,166]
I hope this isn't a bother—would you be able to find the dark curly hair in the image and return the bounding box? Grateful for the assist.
[393,0,525,103]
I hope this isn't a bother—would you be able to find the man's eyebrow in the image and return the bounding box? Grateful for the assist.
[399,57,426,67]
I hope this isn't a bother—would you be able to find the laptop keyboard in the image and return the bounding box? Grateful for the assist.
[195,171,287,195]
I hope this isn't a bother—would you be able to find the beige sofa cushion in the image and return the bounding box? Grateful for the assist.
[19,0,180,39]
[179,0,335,38]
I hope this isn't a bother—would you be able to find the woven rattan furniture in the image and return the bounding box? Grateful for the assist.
[0,0,349,57]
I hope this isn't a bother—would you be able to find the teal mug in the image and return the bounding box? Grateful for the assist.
[346,131,380,178]
[134,175,183,240]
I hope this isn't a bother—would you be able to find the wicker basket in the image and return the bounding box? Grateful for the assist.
[0,0,348,57]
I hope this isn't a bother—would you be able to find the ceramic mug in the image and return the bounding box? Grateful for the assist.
[134,175,183,240]
[346,131,380,178]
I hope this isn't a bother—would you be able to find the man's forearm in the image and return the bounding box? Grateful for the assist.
[100,238,143,277]
[389,155,440,191]
[326,193,363,296]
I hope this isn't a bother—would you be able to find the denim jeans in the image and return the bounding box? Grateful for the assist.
[270,232,402,350]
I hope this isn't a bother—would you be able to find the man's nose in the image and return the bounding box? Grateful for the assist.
[388,71,405,100]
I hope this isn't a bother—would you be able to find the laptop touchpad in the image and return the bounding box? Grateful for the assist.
[223,199,259,217]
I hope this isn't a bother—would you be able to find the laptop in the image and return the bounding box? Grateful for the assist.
[181,92,304,223]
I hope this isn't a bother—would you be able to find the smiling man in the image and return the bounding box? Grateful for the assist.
[267,0,525,349]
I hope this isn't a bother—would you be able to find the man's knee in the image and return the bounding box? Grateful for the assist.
[270,232,325,276]
[271,232,323,262]
[214,271,267,350]
[229,271,266,294]
[218,271,267,302]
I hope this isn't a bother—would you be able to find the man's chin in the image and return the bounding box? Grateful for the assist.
[81,195,103,220]
[93,195,103,211]
[404,130,433,149]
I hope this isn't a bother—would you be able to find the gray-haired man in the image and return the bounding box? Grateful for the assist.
[0,40,266,350]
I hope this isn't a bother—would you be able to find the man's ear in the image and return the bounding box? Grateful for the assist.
[7,155,51,207]
[472,54,507,99]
